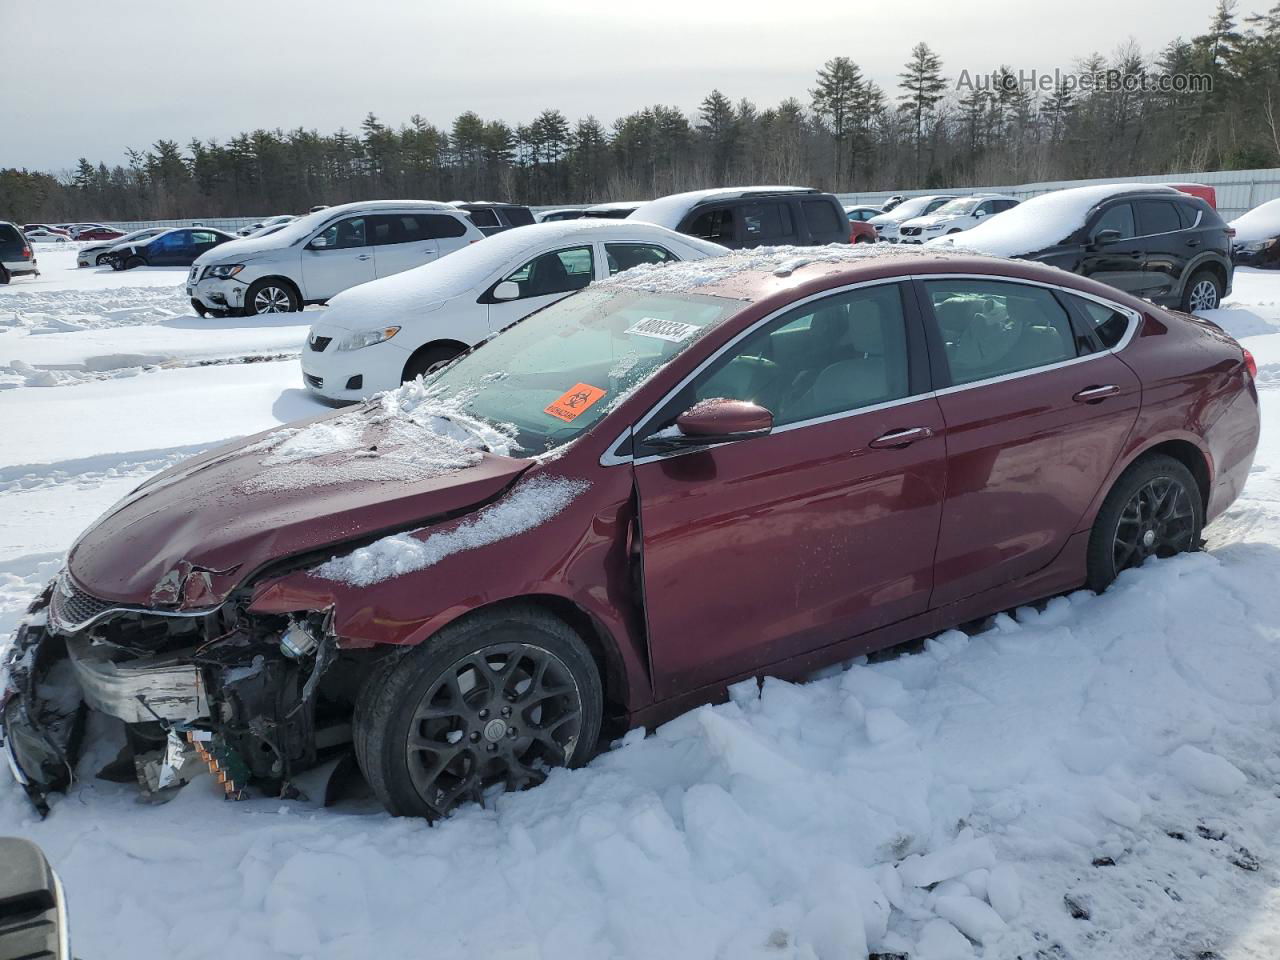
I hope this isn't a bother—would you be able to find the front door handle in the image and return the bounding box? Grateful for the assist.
[356,254,372,261]
[1073,384,1120,403]
[869,426,934,449]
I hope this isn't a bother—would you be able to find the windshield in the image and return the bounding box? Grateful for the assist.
[886,196,936,219]
[934,198,980,216]
[427,287,742,454]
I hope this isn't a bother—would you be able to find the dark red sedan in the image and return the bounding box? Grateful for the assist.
[4,248,1259,818]
[74,226,125,242]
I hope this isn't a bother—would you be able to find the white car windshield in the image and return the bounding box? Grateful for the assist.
[934,198,981,216]
[425,287,741,454]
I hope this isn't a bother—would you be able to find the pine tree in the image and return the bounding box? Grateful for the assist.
[898,42,948,182]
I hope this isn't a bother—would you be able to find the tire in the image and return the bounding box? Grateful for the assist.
[402,343,465,381]
[95,254,111,267]
[244,278,300,315]
[0,266,8,285]
[353,605,603,818]
[123,256,146,271]
[1086,454,1204,592]
[1181,269,1223,313]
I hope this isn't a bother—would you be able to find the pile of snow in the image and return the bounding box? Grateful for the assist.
[629,187,809,230]
[0,285,190,330]
[315,473,587,586]
[598,243,983,294]
[242,379,517,493]
[1230,198,1280,245]
[928,183,1180,257]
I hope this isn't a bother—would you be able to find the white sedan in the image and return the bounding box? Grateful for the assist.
[302,220,726,402]
[23,227,70,243]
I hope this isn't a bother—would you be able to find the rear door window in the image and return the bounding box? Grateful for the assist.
[500,246,595,299]
[1135,200,1182,236]
[467,208,501,229]
[741,202,797,243]
[423,214,468,239]
[504,207,536,227]
[605,243,677,274]
[370,214,437,245]
[801,199,842,241]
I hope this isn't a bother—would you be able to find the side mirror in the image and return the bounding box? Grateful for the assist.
[492,280,520,301]
[644,399,773,450]
[973,209,987,218]
[308,235,330,250]
[1090,228,1122,249]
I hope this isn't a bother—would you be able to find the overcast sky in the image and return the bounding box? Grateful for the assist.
[4,0,1264,172]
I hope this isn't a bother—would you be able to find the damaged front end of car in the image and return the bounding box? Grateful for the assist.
[2,566,350,815]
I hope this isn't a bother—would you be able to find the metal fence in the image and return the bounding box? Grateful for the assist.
[96,168,1280,231]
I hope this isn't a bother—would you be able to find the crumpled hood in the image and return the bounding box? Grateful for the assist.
[67,402,527,609]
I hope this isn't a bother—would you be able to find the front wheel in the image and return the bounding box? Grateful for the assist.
[123,256,146,271]
[1086,454,1203,592]
[95,253,112,267]
[1182,270,1222,313]
[244,278,300,315]
[354,606,603,818]
[402,343,464,381]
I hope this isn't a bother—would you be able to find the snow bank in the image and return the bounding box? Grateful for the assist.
[1168,744,1248,796]
[314,473,587,585]
[1230,197,1280,245]
[928,183,1179,257]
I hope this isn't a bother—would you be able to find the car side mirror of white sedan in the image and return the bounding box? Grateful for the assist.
[492,281,520,301]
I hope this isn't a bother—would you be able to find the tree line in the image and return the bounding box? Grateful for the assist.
[0,1,1271,223]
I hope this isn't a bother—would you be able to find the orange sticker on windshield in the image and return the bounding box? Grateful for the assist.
[544,383,607,422]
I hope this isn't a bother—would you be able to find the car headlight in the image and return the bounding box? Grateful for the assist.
[1243,240,1270,253]
[207,264,245,279]
[924,224,944,231]
[337,326,401,351]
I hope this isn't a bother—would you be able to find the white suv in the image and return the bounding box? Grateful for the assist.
[187,200,483,316]
[897,194,1020,243]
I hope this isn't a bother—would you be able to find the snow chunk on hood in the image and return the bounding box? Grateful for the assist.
[927,183,1179,257]
[314,474,588,585]
[1229,198,1280,245]
[242,379,517,494]
[595,243,981,294]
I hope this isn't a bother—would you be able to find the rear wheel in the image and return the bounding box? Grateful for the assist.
[1182,270,1222,312]
[354,606,602,818]
[0,266,8,285]
[244,278,300,315]
[402,343,465,382]
[1086,454,1203,592]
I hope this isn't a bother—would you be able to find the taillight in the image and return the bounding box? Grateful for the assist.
[1226,226,1237,239]
[1243,348,1257,379]
[21,246,30,258]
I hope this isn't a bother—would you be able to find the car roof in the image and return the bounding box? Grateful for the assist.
[631,186,825,229]
[593,243,1142,309]
[450,201,531,210]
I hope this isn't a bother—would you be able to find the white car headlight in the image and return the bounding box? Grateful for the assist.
[337,326,401,351]
[923,224,945,231]
[1244,240,1270,253]
[207,264,245,279]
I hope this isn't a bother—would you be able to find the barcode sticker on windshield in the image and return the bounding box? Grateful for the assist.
[625,317,699,343]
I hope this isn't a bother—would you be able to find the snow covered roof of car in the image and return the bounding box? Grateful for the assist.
[927,183,1181,257]
[584,201,643,212]
[629,187,817,230]
[1229,197,1280,245]
[322,220,725,323]
[594,242,1001,296]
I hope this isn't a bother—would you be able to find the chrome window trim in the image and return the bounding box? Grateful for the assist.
[599,272,1144,467]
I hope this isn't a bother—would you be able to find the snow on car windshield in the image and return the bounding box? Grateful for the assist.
[933,198,981,216]
[425,286,742,455]
[241,384,517,493]
[315,474,589,585]
[931,183,1179,257]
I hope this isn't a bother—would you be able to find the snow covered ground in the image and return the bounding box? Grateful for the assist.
[2,254,1280,959]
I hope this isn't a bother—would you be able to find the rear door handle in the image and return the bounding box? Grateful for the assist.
[1186,238,1201,247]
[356,254,372,261]
[1073,384,1120,403]
[869,426,934,449]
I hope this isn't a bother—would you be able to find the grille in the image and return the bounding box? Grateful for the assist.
[304,373,323,389]
[49,575,120,632]
[309,335,332,352]
[900,226,921,236]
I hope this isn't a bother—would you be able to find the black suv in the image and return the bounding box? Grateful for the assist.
[1026,191,1233,312]
[0,221,38,283]
[631,187,853,249]
[454,202,536,237]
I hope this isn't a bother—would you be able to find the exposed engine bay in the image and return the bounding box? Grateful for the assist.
[2,569,364,814]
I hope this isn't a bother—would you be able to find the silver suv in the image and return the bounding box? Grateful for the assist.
[187,200,484,316]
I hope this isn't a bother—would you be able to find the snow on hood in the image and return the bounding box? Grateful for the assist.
[928,183,1180,257]
[629,187,809,230]
[1230,198,1280,245]
[595,243,979,294]
[241,378,518,494]
[314,473,588,586]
